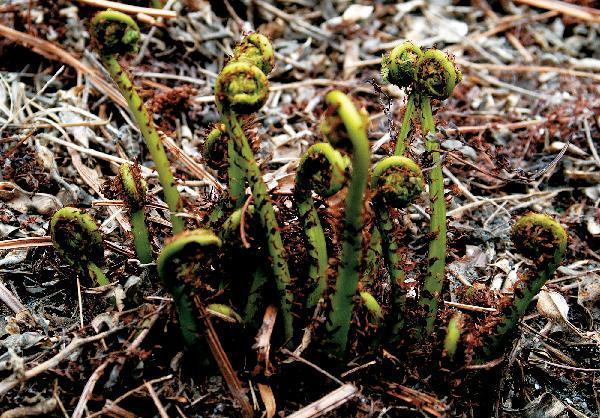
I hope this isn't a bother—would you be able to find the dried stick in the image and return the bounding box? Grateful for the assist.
[286,384,358,418]
[75,0,177,18]
[193,295,254,418]
[145,382,170,418]
[514,0,600,23]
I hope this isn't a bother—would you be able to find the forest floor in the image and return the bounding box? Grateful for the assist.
[0,0,599,417]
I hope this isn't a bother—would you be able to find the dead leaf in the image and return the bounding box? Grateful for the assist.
[258,383,276,418]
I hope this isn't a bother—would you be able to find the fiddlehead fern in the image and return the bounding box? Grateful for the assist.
[415,49,462,101]
[483,213,568,354]
[323,90,371,355]
[50,207,108,286]
[157,229,252,416]
[232,33,275,75]
[90,10,184,233]
[215,36,294,339]
[381,41,423,156]
[117,163,153,264]
[415,49,461,336]
[203,123,228,172]
[371,156,424,337]
[157,229,222,347]
[295,143,349,309]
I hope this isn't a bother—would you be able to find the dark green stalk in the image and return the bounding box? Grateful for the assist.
[322,91,371,355]
[296,143,349,308]
[50,207,108,286]
[219,205,268,326]
[360,291,383,324]
[214,37,293,340]
[484,213,568,355]
[90,11,184,233]
[371,156,424,337]
[118,163,153,264]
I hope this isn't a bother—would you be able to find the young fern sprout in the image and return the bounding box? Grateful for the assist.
[415,49,461,336]
[226,32,274,209]
[484,213,568,354]
[157,229,222,348]
[322,90,371,355]
[50,207,108,286]
[232,32,275,75]
[444,312,463,360]
[371,156,424,337]
[360,291,384,324]
[295,143,349,308]
[90,11,184,233]
[157,230,252,416]
[214,35,294,339]
[381,41,423,156]
[118,163,153,264]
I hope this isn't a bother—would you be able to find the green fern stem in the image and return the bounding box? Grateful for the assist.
[371,156,424,337]
[220,112,293,339]
[130,209,152,263]
[417,95,446,336]
[394,94,415,156]
[323,91,371,355]
[296,143,349,309]
[444,312,462,360]
[118,163,153,264]
[91,11,184,233]
[228,140,246,207]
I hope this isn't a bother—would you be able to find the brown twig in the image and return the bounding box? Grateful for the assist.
[514,0,600,23]
[75,0,177,18]
[253,305,277,378]
[0,236,53,250]
[0,282,27,314]
[144,382,170,418]
[193,295,253,417]
[280,349,344,386]
[286,384,358,418]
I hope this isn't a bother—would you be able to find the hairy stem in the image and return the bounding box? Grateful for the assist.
[394,94,415,156]
[324,91,370,355]
[222,112,293,339]
[417,95,446,336]
[102,56,184,233]
[130,209,153,264]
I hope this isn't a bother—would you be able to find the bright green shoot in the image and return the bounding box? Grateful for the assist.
[323,90,371,355]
